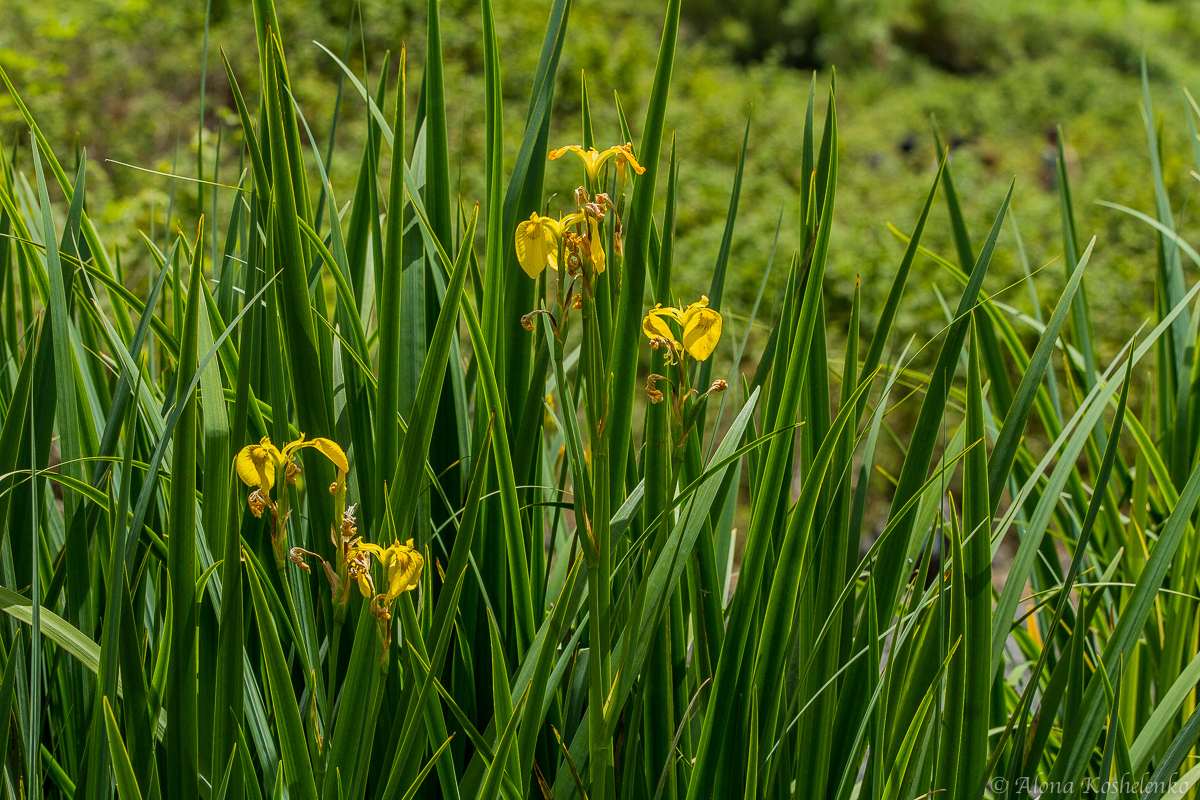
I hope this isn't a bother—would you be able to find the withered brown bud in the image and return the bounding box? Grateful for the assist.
[562,231,585,276]
[248,489,268,518]
[340,504,358,541]
[289,547,311,573]
[649,337,677,366]
[646,373,667,404]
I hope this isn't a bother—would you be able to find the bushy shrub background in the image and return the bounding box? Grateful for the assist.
[4,0,1198,356]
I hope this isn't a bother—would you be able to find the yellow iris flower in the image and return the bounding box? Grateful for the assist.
[515,213,561,279]
[549,143,645,183]
[360,539,424,605]
[236,434,349,566]
[235,434,349,500]
[642,296,723,361]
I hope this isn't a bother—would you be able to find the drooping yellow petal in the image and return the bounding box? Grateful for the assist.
[559,211,585,229]
[290,437,349,475]
[357,542,385,559]
[603,143,645,180]
[548,144,583,162]
[681,298,722,361]
[586,217,606,274]
[549,145,605,181]
[515,213,560,279]
[235,437,280,491]
[642,304,682,344]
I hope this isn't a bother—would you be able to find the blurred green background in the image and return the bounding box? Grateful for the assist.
[2,0,1199,364]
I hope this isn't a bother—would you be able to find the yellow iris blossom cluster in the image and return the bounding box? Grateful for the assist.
[515,143,644,281]
[235,435,423,621]
[513,141,725,409]
[515,197,611,279]
[305,503,424,622]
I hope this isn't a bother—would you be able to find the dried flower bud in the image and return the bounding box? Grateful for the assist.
[709,379,728,394]
[572,294,583,310]
[649,337,677,365]
[521,312,537,332]
[574,186,591,207]
[646,374,667,404]
[248,488,268,518]
[563,232,584,276]
[340,504,358,542]
[289,547,312,572]
[371,594,392,622]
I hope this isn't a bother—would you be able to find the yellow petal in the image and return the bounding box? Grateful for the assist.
[358,542,385,559]
[234,446,261,487]
[654,303,685,321]
[515,214,559,279]
[642,317,672,343]
[681,304,722,361]
[235,437,278,491]
[304,437,349,475]
[548,145,581,161]
[642,304,682,343]
[587,218,606,274]
[284,435,350,482]
[616,143,645,175]
[601,144,645,180]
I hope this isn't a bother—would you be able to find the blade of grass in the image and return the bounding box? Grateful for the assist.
[165,219,205,800]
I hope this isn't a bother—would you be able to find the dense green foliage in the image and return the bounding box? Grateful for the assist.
[6,1,1200,800]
